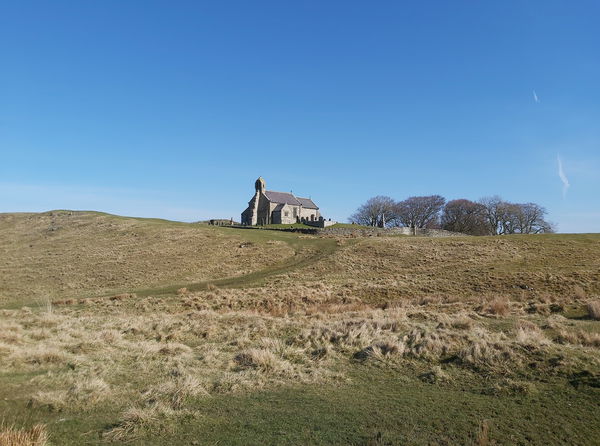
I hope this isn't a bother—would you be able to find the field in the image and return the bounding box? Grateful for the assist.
[1,211,599,445]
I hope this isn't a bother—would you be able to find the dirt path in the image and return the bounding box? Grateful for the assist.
[129,232,344,297]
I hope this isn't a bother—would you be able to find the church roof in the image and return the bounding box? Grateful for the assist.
[262,190,320,210]
[297,197,319,209]
[264,190,301,206]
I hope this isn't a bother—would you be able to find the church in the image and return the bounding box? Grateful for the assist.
[241,177,321,225]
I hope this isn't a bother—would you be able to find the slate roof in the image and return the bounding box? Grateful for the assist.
[264,191,301,206]
[263,190,319,210]
[297,197,319,209]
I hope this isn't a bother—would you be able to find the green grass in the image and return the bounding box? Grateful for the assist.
[327,223,372,229]
[259,222,374,229]
[2,211,600,445]
[3,365,599,445]
[131,231,342,296]
[259,223,317,229]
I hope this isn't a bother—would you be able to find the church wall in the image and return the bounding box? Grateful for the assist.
[255,193,272,225]
[299,206,320,221]
[279,206,298,224]
[270,204,298,224]
[241,178,321,226]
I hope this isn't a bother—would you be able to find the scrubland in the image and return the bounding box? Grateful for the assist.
[1,212,599,445]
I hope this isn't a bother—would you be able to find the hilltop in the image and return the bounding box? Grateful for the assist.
[0,211,599,445]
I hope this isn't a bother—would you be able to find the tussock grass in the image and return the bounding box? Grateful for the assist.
[587,300,600,320]
[104,403,176,442]
[2,287,599,441]
[419,365,451,384]
[485,296,510,316]
[0,423,47,446]
[1,213,599,442]
[556,329,600,348]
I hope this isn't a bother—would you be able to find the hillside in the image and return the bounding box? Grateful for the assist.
[1,211,599,445]
[0,211,295,304]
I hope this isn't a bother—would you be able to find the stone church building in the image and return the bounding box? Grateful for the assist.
[241,177,321,225]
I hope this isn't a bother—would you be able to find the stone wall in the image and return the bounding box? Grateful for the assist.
[305,219,337,228]
[299,206,320,222]
[229,225,466,237]
[318,227,467,237]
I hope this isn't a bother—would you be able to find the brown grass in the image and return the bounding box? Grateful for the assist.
[1,214,600,441]
[0,424,48,446]
[486,296,510,316]
[475,420,490,446]
[0,211,294,302]
[555,329,600,348]
[587,300,600,320]
[1,286,599,441]
[573,285,586,299]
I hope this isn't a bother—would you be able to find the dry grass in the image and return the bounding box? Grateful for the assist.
[0,211,294,302]
[515,322,549,346]
[587,300,600,320]
[555,329,600,348]
[573,285,587,299]
[104,403,176,442]
[1,213,599,441]
[475,420,490,446]
[485,296,510,316]
[0,423,47,446]
[303,234,600,303]
[1,284,599,441]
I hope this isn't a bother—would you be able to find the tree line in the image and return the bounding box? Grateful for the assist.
[349,195,554,235]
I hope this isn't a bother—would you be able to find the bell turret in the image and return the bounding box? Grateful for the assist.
[255,177,266,194]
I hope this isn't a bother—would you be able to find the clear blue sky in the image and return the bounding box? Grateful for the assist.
[1,1,599,232]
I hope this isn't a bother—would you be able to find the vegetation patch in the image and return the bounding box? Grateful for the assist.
[1,212,599,444]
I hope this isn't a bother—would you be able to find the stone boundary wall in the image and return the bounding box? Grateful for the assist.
[230,225,320,235]
[318,227,466,237]
[228,225,466,237]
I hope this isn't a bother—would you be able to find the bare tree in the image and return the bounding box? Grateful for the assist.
[395,195,446,230]
[349,196,397,227]
[479,196,554,234]
[441,199,489,235]
[505,202,554,234]
[478,196,507,235]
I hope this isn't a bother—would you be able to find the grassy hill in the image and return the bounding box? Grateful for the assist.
[0,211,300,305]
[1,211,599,445]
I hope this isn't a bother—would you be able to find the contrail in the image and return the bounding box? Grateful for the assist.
[557,155,570,198]
[533,90,539,103]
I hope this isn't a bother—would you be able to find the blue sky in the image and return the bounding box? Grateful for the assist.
[1,1,599,232]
